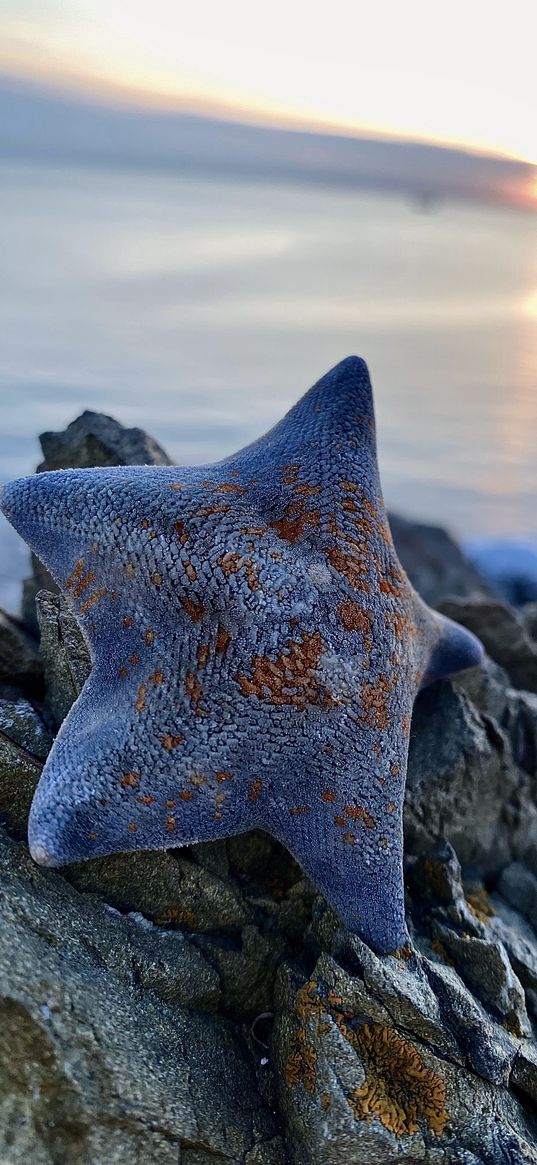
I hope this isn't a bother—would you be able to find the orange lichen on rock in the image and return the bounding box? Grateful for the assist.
[347,1023,449,1138]
[235,631,334,710]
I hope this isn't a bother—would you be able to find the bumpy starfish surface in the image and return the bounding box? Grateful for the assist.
[0,358,483,952]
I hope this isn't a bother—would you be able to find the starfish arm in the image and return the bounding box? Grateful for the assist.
[267,713,414,955]
[27,668,262,866]
[418,608,484,687]
[225,356,382,492]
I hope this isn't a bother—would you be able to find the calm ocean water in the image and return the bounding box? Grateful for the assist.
[1,159,537,611]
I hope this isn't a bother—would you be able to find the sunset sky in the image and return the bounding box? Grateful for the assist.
[1,0,536,163]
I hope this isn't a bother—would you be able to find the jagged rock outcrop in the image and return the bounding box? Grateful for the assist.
[1,412,537,1164]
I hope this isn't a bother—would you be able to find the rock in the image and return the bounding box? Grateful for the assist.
[38,409,172,471]
[35,591,91,728]
[440,597,537,693]
[0,695,51,838]
[388,511,491,607]
[0,609,41,684]
[405,681,530,874]
[0,829,284,1164]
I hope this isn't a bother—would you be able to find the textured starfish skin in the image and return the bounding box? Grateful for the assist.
[0,358,483,953]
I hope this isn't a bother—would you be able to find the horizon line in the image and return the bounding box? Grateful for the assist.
[1,61,534,170]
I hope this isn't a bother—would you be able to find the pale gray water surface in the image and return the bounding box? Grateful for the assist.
[1,159,537,611]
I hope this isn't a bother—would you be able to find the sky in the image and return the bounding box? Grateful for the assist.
[0,0,536,164]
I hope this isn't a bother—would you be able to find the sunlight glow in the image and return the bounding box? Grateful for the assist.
[1,0,537,162]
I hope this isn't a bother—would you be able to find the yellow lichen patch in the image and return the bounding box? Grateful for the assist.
[155,907,197,929]
[465,887,496,924]
[235,631,335,710]
[285,1030,318,1095]
[271,500,320,543]
[120,771,140,789]
[343,803,376,829]
[357,675,392,730]
[80,587,108,614]
[160,733,185,751]
[347,1023,448,1138]
[135,683,148,714]
[181,595,205,622]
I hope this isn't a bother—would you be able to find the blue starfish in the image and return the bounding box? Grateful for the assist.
[0,358,483,953]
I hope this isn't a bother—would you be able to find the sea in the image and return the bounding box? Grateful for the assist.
[1,158,537,613]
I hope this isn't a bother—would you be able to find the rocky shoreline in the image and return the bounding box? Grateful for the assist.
[2,412,537,1163]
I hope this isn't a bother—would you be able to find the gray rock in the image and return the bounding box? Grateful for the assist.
[0,609,41,682]
[440,597,537,693]
[388,511,491,607]
[38,409,172,471]
[35,590,91,728]
[406,681,528,874]
[0,829,283,1164]
[0,695,50,838]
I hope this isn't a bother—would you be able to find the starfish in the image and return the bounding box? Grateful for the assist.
[0,358,483,953]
